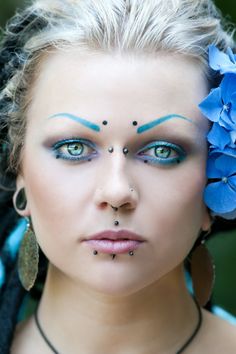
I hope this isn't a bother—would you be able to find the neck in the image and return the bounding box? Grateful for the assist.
[37,264,199,354]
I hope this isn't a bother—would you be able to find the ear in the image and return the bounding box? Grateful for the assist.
[13,175,30,217]
[201,206,212,232]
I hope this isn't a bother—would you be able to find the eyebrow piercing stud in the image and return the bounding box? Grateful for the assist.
[108,147,114,153]
[102,120,108,126]
[132,121,138,126]
[114,220,119,226]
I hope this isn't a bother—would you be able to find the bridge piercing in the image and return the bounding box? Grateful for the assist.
[123,147,129,155]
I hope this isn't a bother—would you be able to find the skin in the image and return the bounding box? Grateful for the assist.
[12,51,236,354]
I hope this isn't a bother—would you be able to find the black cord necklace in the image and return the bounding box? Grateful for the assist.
[34,297,202,354]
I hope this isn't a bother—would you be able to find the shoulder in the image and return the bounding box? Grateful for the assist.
[193,309,236,354]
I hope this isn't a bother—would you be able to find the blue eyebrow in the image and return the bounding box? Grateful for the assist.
[49,113,101,132]
[137,114,193,134]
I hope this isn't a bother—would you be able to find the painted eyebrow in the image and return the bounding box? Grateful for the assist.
[137,114,193,134]
[48,113,101,132]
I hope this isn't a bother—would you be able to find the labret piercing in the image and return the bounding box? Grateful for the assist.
[92,251,135,257]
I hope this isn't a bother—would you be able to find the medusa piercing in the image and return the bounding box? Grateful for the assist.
[108,147,114,153]
[123,147,129,155]
[93,250,98,255]
[114,220,119,226]
[129,251,134,256]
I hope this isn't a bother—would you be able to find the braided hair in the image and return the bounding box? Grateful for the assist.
[0,1,235,353]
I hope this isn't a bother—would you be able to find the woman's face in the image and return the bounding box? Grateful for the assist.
[17,50,211,295]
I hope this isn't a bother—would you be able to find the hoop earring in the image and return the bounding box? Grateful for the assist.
[18,218,39,291]
[190,229,215,307]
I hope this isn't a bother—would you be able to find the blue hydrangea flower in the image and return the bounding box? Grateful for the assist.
[209,45,236,74]
[199,73,236,131]
[204,154,236,214]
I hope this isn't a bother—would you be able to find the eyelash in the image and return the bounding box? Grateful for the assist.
[52,139,186,165]
[136,141,186,165]
[52,138,98,161]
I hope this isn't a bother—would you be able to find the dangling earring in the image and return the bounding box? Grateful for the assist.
[14,188,39,291]
[190,229,215,307]
[18,218,39,291]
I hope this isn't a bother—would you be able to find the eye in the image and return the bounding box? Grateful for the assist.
[137,141,186,165]
[52,138,97,162]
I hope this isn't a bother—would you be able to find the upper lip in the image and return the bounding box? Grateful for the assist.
[84,230,146,242]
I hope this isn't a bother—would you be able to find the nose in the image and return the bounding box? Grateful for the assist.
[94,155,138,211]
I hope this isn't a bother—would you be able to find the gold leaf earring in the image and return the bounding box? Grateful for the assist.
[18,218,39,291]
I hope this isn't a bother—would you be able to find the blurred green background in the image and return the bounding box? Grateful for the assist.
[0,0,236,316]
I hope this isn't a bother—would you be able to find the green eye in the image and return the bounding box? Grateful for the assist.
[154,146,171,158]
[67,142,84,156]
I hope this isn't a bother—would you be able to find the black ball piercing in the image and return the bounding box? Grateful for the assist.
[93,250,98,255]
[102,120,108,125]
[111,254,116,260]
[111,206,118,211]
[114,221,119,226]
[132,121,138,126]
[129,251,134,256]
[108,147,114,153]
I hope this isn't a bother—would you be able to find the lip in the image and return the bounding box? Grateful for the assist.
[83,230,146,254]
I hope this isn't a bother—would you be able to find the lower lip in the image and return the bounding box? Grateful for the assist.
[84,239,143,254]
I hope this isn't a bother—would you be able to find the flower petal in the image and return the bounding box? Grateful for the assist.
[215,154,236,176]
[216,208,236,220]
[209,45,231,72]
[199,88,222,122]
[206,154,222,178]
[221,74,236,103]
[204,181,236,213]
[207,123,231,149]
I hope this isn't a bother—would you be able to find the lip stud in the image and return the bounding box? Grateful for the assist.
[114,221,119,226]
[129,251,134,256]
[93,250,98,255]
[123,147,129,155]
[108,147,114,153]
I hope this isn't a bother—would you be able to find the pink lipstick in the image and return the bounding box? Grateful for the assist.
[83,230,145,254]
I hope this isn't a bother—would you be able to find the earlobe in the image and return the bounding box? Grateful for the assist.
[201,207,212,232]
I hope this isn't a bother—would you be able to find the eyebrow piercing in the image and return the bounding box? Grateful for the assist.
[102,120,108,125]
[114,220,119,226]
[132,121,138,126]
[93,250,98,255]
[123,147,129,155]
[108,147,114,153]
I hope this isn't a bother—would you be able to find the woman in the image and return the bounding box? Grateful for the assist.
[0,0,236,353]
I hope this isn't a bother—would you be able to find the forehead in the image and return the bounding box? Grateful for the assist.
[28,49,209,132]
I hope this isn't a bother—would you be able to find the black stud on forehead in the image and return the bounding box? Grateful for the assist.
[102,120,108,125]
[132,121,138,126]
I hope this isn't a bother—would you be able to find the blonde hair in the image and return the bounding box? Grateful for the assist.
[0,0,235,181]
